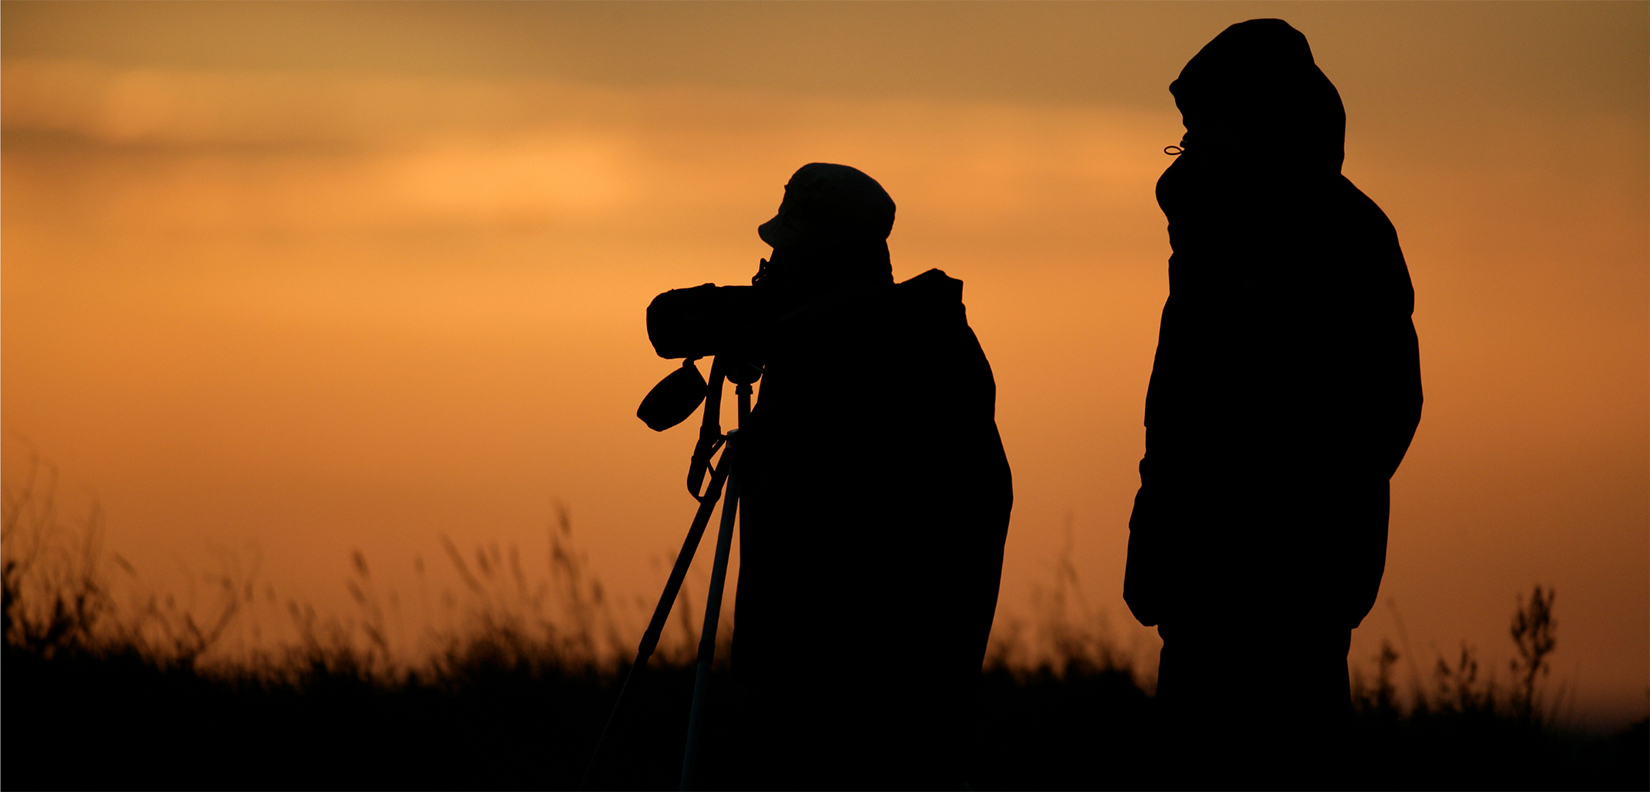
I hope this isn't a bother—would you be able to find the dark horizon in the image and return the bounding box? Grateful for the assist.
[2,0,1646,735]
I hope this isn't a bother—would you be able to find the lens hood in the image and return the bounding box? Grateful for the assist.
[637,359,708,432]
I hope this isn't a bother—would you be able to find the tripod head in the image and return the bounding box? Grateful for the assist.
[636,354,761,501]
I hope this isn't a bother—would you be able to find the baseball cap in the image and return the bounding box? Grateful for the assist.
[757,163,896,249]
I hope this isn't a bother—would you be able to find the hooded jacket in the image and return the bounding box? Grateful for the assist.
[1124,19,1422,631]
[733,266,1012,785]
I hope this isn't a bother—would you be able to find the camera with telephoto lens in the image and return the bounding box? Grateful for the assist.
[635,275,771,433]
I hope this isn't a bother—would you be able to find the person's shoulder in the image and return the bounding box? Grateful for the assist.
[1328,176,1414,309]
[1333,176,1399,235]
[896,269,968,322]
[778,270,968,346]
[897,268,963,303]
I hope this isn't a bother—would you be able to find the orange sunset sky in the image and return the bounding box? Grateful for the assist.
[3,2,1646,728]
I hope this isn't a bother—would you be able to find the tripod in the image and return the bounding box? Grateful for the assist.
[583,355,757,791]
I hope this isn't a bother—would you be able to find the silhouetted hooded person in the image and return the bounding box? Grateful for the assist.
[733,164,1012,790]
[1123,19,1422,787]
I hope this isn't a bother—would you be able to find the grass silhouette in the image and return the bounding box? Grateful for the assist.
[2,460,1644,790]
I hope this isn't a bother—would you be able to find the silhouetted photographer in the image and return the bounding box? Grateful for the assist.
[1123,20,1423,788]
[650,163,1013,789]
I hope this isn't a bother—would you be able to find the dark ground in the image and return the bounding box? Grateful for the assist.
[4,641,1644,791]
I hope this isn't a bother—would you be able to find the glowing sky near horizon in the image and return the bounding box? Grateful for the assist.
[2,2,1645,727]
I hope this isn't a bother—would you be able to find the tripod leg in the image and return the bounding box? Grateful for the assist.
[580,459,732,789]
[680,457,740,791]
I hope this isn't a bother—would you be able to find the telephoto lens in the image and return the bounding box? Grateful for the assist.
[645,284,757,360]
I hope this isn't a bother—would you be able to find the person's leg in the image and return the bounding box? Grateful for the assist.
[1153,624,1352,789]
[1263,628,1353,789]
[1154,624,1247,788]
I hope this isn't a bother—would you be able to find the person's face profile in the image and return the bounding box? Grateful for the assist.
[753,246,804,289]
[752,247,781,286]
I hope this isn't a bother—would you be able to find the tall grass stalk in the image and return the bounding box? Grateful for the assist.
[3,458,1643,790]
